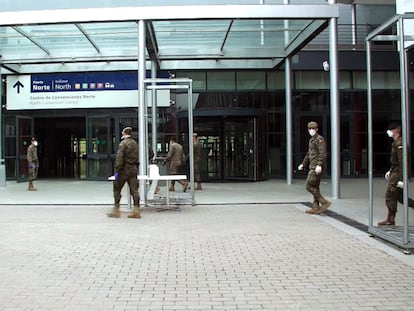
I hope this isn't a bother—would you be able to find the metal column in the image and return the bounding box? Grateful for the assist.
[398,18,410,245]
[187,82,195,205]
[138,20,147,207]
[284,0,292,185]
[329,0,340,199]
[151,62,157,157]
[285,58,292,185]
[366,38,374,229]
[0,68,5,188]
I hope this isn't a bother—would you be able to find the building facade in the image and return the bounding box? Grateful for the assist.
[1,1,408,183]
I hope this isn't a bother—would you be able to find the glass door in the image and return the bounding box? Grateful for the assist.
[16,116,34,182]
[86,116,115,180]
[223,118,256,180]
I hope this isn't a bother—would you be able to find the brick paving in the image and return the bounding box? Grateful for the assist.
[0,203,414,310]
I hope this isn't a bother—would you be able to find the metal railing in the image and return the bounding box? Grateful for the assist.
[304,23,395,50]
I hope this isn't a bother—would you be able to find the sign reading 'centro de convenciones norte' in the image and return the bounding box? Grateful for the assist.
[6,71,170,110]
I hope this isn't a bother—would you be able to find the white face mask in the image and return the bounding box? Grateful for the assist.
[308,129,316,137]
[386,130,394,138]
[121,134,130,140]
[33,141,38,147]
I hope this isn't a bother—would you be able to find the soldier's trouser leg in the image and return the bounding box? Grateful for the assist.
[126,176,141,219]
[28,181,37,191]
[195,169,202,190]
[305,170,322,202]
[113,178,126,206]
[28,167,37,191]
[108,178,126,218]
[305,170,330,214]
[169,181,175,191]
[379,184,398,225]
[396,188,414,208]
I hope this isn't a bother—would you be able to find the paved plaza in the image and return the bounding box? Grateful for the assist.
[1,179,414,310]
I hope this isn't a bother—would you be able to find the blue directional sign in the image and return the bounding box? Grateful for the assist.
[31,72,138,93]
[7,71,171,110]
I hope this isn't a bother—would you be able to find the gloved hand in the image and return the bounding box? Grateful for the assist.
[297,164,304,171]
[114,172,119,180]
[28,163,34,169]
[397,181,404,188]
[315,165,322,175]
[385,171,390,180]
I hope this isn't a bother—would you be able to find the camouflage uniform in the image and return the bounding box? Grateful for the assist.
[113,136,140,208]
[382,136,414,224]
[300,126,331,214]
[27,144,39,182]
[167,140,188,191]
[302,132,327,198]
[193,139,202,190]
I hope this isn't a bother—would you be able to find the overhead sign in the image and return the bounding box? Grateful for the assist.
[6,71,170,110]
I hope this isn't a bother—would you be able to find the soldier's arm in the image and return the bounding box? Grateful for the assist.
[301,152,308,168]
[316,138,327,166]
[27,147,33,163]
[397,142,404,180]
[114,143,125,172]
[166,144,173,161]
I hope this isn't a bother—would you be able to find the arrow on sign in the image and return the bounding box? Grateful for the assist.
[13,81,24,94]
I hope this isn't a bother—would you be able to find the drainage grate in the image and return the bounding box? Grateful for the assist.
[302,202,368,232]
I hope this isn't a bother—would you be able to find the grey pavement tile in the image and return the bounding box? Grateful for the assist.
[0,203,414,311]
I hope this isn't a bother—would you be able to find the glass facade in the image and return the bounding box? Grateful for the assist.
[174,69,411,179]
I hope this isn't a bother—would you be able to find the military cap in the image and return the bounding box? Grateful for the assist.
[122,126,132,135]
[387,122,401,131]
[307,121,318,129]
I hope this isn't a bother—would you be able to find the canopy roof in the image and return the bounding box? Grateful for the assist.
[0,4,338,73]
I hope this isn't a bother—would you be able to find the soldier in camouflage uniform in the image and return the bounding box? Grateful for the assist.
[27,137,39,191]
[193,133,202,190]
[166,136,189,192]
[298,121,331,214]
[107,127,141,219]
[378,123,414,226]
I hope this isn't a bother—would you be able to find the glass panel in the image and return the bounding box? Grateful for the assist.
[207,72,235,90]
[353,71,367,89]
[1,22,141,59]
[87,116,111,179]
[236,71,265,90]
[295,71,330,89]
[80,22,139,54]
[0,13,329,71]
[5,158,16,179]
[4,137,16,157]
[224,119,255,180]
[4,117,16,137]
[267,71,285,90]
[18,118,33,158]
[194,120,221,180]
[89,118,109,154]
[153,20,230,51]
[372,71,400,89]
[176,72,206,91]
[339,71,351,89]
[229,19,310,49]
[269,133,285,176]
[87,158,111,179]
[17,116,33,181]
